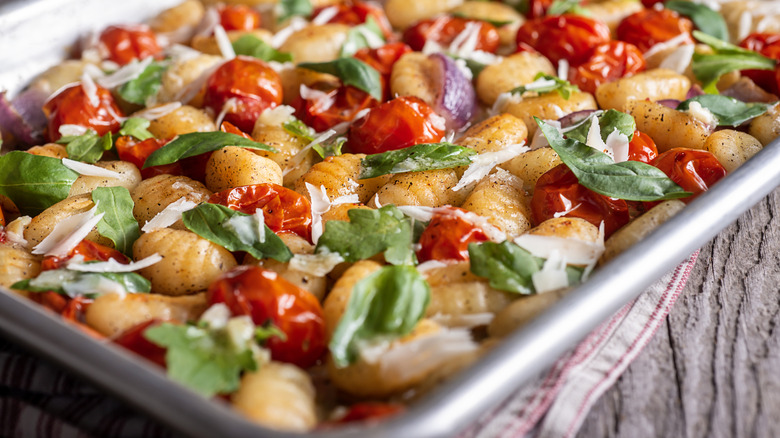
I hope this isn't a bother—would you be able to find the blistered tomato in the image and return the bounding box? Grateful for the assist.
[627,130,658,164]
[203,56,283,133]
[43,82,124,142]
[616,8,694,53]
[218,5,261,31]
[311,1,393,39]
[739,33,780,94]
[531,164,630,237]
[292,83,378,132]
[41,239,129,271]
[516,14,610,66]
[207,266,326,368]
[115,320,168,368]
[115,136,182,179]
[569,41,646,93]
[98,24,161,66]
[403,16,500,53]
[651,148,726,203]
[417,207,490,262]
[347,96,446,154]
[209,183,313,242]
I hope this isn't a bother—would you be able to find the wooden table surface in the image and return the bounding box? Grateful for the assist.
[576,189,780,438]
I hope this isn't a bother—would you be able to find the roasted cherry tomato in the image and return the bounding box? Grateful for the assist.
[209,183,313,242]
[41,239,129,271]
[43,82,124,142]
[651,148,726,203]
[311,1,393,39]
[739,33,780,94]
[568,41,646,93]
[292,83,378,132]
[417,207,490,262]
[616,8,694,53]
[627,130,658,164]
[98,24,161,66]
[403,16,500,53]
[641,0,666,7]
[516,14,610,66]
[531,164,630,237]
[354,42,413,100]
[219,5,261,31]
[115,135,183,179]
[203,56,283,133]
[219,120,253,139]
[207,266,326,368]
[115,319,168,368]
[347,96,445,154]
[329,403,404,424]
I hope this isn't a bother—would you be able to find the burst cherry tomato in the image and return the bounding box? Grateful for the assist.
[203,56,283,134]
[115,320,168,368]
[417,207,490,262]
[43,82,124,142]
[41,239,129,271]
[311,2,393,39]
[98,24,161,66]
[739,33,780,94]
[347,96,445,154]
[115,136,182,179]
[292,83,378,132]
[330,403,404,424]
[516,14,610,66]
[207,266,326,368]
[209,183,313,242]
[568,41,646,93]
[627,130,658,164]
[219,5,261,31]
[616,9,694,53]
[531,164,630,237]
[651,148,726,203]
[403,16,500,53]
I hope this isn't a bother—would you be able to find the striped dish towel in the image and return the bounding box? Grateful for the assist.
[0,252,698,438]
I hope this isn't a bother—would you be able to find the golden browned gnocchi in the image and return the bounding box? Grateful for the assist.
[205,146,283,192]
[131,174,212,228]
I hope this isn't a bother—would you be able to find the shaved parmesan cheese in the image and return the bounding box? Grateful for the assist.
[215,97,238,128]
[430,312,495,328]
[685,101,718,131]
[166,44,201,63]
[306,183,332,244]
[605,129,630,163]
[643,32,691,58]
[133,102,182,120]
[331,108,370,135]
[490,91,521,116]
[553,201,581,218]
[97,57,154,89]
[396,205,435,222]
[514,234,605,265]
[80,73,100,107]
[757,15,780,33]
[223,209,266,244]
[4,216,31,248]
[289,251,345,276]
[174,61,224,105]
[29,270,128,298]
[452,142,529,191]
[59,124,89,137]
[67,253,163,272]
[258,105,296,127]
[32,205,104,258]
[200,303,231,329]
[737,10,752,42]
[415,259,449,273]
[195,6,220,38]
[450,208,506,242]
[531,250,569,293]
[522,78,558,92]
[659,44,694,74]
[142,198,198,232]
[585,116,613,160]
[300,84,335,110]
[422,39,446,55]
[450,22,481,57]
[529,119,560,149]
[214,25,236,60]
[311,6,339,25]
[271,17,308,48]
[582,222,605,281]
[558,59,569,81]
[283,128,337,176]
[62,158,122,178]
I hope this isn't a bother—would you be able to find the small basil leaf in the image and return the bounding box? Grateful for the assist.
[677,94,773,126]
[92,187,140,257]
[12,269,151,297]
[565,109,636,143]
[312,137,345,159]
[58,130,112,164]
[298,58,382,101]
[182,203,292,262]
[509,73,579,100]
[0,152,79,216]
[340,16,385,58]
[329,265,430,367]
[278,0,312,22]
[232,35,293,63]
[282,118,315,142]
[665,1,728,41]
[537,118,692,201]
[143,132,276,168]
[547,0,589,16]
[692,31,776,93]
[468,241,543,294]
[118,117,155,141]
[316,205,414,265]
[359,143,477,179]
[118,61,166,106]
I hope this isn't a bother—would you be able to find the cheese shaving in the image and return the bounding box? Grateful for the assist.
[531,250,570,293]
[258,105,296,127]
[271,17,308,48]
[430,312,495,328]
[737,10,753,42]
[490,91,521,116]
[97,57,154,89]
[165,44,201,63]
[67,253,163,272]
[529,119,560,149]
[306,183,331,244]
[62,158,122,178]
[330,108,370,135]
[289,251,345,276]
[585,116,614,160]
[396,205,435,222]
[32,204,105,258]
[200,303,231,329]
[606,129,630,163]
[214,97,238,128]
[558,59,569,81]
[582,222,605,281]
[283,128,337,176]
[514,234,605,266]
[59,124,88,137]
[300,84,335,110]
[643,32,691,58]
[685,101,718,131]
[452,142,529,191]
[80,73,100,108]
[195,7,220,38]
[521,78,558,92]
[659,44,695,74]
[142,198,198,232]
[28,270,128,298]
[356,26,385,49]
[450,208,506,242]
[311,6,339,25]
[415,259,449,273]
[223,209,266,244]
[133,102,182,120]
[214,25,236,60]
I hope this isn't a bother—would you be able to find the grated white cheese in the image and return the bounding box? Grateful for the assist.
[289,251,345,276]
[133,102,182,120]
[80,73,100,108]
[97,57,154,89]
[311,6,339,25]
[659,44,695,74]
[514,234,605,266]
[450,22,482,58]
[200,303,231,329]
[450,208,506,242]
[258,105,296,127]
[142,198,198,232]
[67,253,163,272]
[396,205,435,222]
[643,32,692,58]
[553,201,582,218]
[58,124,88,137]
[214,25,236,60]
[582,222,605,281]
[686,101,719,131]
[62,158,122,178]
[32,204,105,258]
[531,250,570,294]
[452,142,529,191]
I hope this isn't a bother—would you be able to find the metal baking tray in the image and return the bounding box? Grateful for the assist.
[2,1,780,436]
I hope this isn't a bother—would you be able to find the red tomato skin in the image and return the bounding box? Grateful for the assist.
[98,24,161,66]
[354,42,413,100]
[203,56,284,134]
[739,33,780,94]
[292,83,379,132]
[650,148,727,204]
[616,9,694,53]
[568,41,646,93]
[115,136,183,179]
[219,5,261,31]
[531,164,630,237]
[41,239,129,271]
[209,183,313,242]
[403,16,500,53]
[207,266,326,368]
[417,207,490,262]
[114,319,168,368]
[311,2,393,39]
[627,130,658,164]
[43,83,124,142]
[516,14,611,66]
[347,96,446,154]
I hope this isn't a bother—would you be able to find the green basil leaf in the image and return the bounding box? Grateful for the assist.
[340,16,386,58]
[118,117,155,141]
[182,203,292,262]
[547,0,589,16]
[278,0,312,22]
[143,132,276,168]
[58,130,112,164]
[359,143,477,179]
[144,322,257,397]
[564,109,636,143]
[537,118,692,201]
[298,58,382,101]
[12,269,151,297]
[0,152,79,216]
[232,34,293,63]
[118,61,166,106]
[665,1,728,41]
[316,205,414,265]
[92,187,140,257]
[312,137,345,159]
[677,94,773,127]
[509,73,579,100]
[282,118,315,142]
[255,323,287,344]
[329,265,430,367]
[692,31,776,93]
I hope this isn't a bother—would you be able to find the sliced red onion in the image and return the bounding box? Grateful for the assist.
[429,53,476,131]
[686,85,705,99]
[656,99,681,109]
[0,89,48,146]
[557,109,598,129]
[721,77,778,103]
